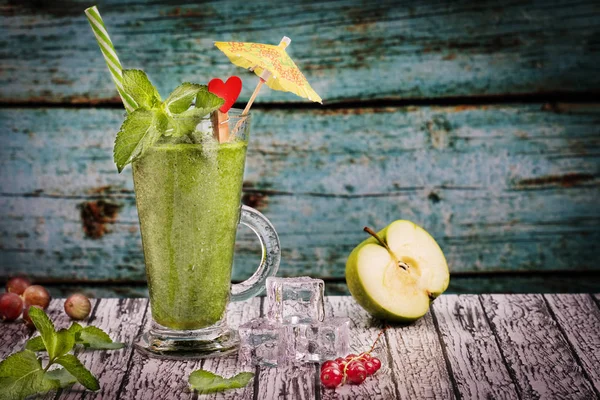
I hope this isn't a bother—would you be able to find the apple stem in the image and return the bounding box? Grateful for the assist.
[363,227,408,271]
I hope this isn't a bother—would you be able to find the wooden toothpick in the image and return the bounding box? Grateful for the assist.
[241,78,266,117]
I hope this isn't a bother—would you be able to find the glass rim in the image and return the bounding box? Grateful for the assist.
[123,107,250,121]
[173,108,250,123]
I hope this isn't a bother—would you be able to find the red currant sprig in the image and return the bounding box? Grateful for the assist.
[319,327,386,389]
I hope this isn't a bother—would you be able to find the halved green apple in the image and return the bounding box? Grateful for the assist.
[346,220,449,323]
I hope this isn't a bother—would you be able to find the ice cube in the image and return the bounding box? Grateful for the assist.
[279,317,350,364]
[238,318,281,367]
[266,276,325,324]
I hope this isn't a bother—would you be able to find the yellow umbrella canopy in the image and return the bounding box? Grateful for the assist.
[215,37,322,114]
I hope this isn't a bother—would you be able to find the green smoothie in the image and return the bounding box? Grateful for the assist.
[132,136,247,330]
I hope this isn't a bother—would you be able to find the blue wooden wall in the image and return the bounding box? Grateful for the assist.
[1,0,599,296]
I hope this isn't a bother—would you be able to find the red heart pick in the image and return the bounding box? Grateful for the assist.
[208,76,242,113]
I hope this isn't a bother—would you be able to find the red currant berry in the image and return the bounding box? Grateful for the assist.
[346,360,367,384]
[0,293,23,321]
[371,357,382,371]
[345,353,358,361]
[335,357,347,368]
[363,360,377,375]
[359,352,372,361]
[320,366,343,388]
[321,360,340,371]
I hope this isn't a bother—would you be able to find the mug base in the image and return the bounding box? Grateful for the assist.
[133,321,239,360]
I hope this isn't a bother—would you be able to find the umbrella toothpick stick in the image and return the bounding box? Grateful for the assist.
[242,70,271,116]
[233,70,271,133]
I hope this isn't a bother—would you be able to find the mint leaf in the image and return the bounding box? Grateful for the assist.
[113,108,168,172]
[55,355,99,391]
[164,115,186,137]
[195,87,225,114]
[188,370,254,394]
[68,322,83,336]
[165,82,204,114]
[0,350,41,377]
[28,307,58,360]
[77,326,125,350]
[26,309,75,360]
[54,329,76,359]
[0,350,60,400]
[183,103,222,121]
[25,336,45,352]
[0,371,59,400]
[122,69,161,110]
[46,368,77,388]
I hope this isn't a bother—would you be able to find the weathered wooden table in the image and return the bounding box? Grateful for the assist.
[1,295,599,399]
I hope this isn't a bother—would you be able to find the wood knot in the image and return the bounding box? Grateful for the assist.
[426,115,452,149]
[79,200,122,239]
[428,192,441,203]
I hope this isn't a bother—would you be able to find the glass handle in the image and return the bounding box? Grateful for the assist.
[230,205,281,302]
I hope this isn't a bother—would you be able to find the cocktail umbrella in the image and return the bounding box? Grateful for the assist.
[214,36,322,117]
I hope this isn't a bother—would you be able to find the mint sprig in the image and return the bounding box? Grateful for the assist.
[0,307,123,400]
[188,369,254,394]
[113,71,225,172]
[26,323,125,351]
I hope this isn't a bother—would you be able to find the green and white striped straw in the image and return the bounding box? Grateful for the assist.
[84,6,137,112]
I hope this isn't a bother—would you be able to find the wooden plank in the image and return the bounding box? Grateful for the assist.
[2,191,598,282]
[1,106,599,282]
[432,295,518,399]
[544,294,600,396]
[386,312,456,399]
[118,297,260,400]
[1,1,600,103]
[3,106,600,197]
[29,273,600,301]
[59,298,149,400]
[0,318,30,359]
[320,296,398,399]
[481,294,596,399]
[254,364,316,400]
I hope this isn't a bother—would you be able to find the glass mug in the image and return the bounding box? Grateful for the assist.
[132,110,280,358]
